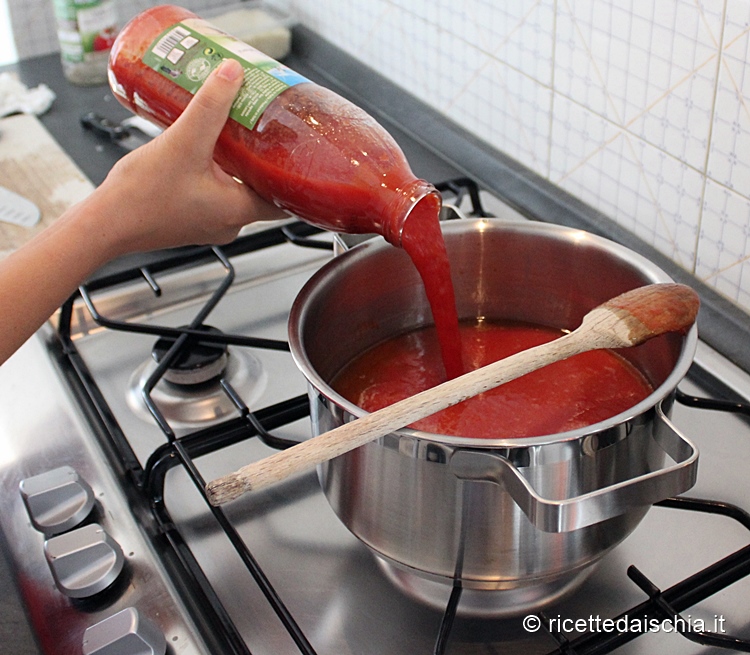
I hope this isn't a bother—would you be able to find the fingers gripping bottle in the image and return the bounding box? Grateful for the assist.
[107,5,441,247]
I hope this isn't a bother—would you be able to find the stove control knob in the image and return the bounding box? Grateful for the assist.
[83,608,166,655]
[19,465,95,536]
[44,523,124,598]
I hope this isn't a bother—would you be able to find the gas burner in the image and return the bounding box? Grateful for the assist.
[127,341,268,429]
[152,325,228,386]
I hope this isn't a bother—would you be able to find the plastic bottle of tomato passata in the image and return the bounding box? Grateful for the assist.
[107,4,441,246]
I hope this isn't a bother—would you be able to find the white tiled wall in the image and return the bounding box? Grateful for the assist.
[6,0,750,317]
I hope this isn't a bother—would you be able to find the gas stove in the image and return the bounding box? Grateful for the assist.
[1,180,750,655]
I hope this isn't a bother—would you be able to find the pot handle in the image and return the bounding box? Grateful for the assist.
[449,403,698,533]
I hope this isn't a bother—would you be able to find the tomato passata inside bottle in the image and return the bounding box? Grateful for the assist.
[108,5,464,379]
[109,5,436,246]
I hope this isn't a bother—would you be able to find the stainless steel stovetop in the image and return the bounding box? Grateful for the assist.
[1,187,750,655]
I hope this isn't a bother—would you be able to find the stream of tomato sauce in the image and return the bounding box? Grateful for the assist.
[333,320,654,439]
[400,195,464,380]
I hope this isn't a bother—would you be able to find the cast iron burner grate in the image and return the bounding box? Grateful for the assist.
[54,178,750,655]
[510,495,750,655]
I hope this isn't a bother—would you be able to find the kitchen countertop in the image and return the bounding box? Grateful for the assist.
[5,55,130,186]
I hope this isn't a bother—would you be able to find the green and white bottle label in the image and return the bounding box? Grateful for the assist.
[143,19,310,130]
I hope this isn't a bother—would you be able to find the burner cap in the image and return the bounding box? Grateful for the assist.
[152,325,229,385]
[128,346,268,428]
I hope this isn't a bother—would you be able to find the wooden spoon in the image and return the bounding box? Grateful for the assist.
[206,282,699,506]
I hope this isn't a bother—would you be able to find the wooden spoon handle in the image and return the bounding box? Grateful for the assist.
[206,331,588,505]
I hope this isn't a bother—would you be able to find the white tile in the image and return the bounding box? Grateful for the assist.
[551,96,701,269]
[549,95,620,184]
[695,0,726,45]
[555,1,613,119]
[555,0,719,170]
[724,0,750,45]
[451,57,553,177]
[474,0,555,86]
[633,142,687,255]
[629,58,716,170]
[387,0,557,87]
[696,181,750,313]
[292,1,444,109]
[292,0,393,57]
[708,27,750,198]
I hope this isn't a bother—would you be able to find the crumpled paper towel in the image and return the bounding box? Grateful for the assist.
[0,73,56,117]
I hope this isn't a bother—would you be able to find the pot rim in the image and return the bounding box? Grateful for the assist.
[289,219,699,449]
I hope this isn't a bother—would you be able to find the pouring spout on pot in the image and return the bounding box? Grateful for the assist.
[205,283,699,506]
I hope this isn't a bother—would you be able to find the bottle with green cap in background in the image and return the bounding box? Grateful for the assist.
[53,0,118,86]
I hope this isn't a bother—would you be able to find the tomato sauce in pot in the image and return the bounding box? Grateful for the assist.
[332,320,654,439]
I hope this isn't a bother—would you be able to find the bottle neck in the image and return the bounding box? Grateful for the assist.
[382,179,443,247]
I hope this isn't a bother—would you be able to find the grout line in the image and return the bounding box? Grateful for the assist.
[695,0,730,277]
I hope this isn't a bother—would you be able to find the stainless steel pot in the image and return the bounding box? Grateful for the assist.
[289,219,698,614]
